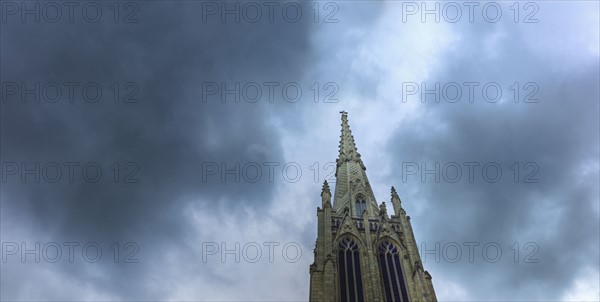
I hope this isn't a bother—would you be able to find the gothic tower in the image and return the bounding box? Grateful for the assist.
[309,112,437,302]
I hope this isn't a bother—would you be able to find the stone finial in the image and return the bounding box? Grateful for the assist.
[391,186,403,216]
[379,201,388,219]
[321,180,332,207]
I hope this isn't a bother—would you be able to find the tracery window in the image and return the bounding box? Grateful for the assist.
[338,238,364,302]
[378,241,410,302]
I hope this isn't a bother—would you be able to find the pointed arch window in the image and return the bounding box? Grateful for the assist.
[355,195,366,217]
[338,238,364,302]
[378,241,410,302]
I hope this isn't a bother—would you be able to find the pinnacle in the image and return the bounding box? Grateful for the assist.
[391,186,401,202]
[321,180,331,195]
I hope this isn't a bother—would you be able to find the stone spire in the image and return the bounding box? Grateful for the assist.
[333,111,378,217]
[309,112,437,302]
[336,111,365,170]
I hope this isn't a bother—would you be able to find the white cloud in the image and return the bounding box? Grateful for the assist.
[561,267,600,302]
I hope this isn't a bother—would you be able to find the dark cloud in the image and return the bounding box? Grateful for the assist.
[1,1,598,301]
[1,1,313,299]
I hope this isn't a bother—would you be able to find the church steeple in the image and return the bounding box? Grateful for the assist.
[333,111,378,218]
[309,112,437,302]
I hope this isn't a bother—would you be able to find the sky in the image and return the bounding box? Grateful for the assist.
[1,0,599,301]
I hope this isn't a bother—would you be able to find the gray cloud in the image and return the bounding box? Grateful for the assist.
[1,1,598,301]
[382,7,599,300]
[1,1,313,300]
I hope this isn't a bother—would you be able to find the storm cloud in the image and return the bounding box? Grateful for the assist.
[1,1,598,301]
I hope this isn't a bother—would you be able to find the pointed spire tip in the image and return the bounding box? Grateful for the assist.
[321,180,331,194]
